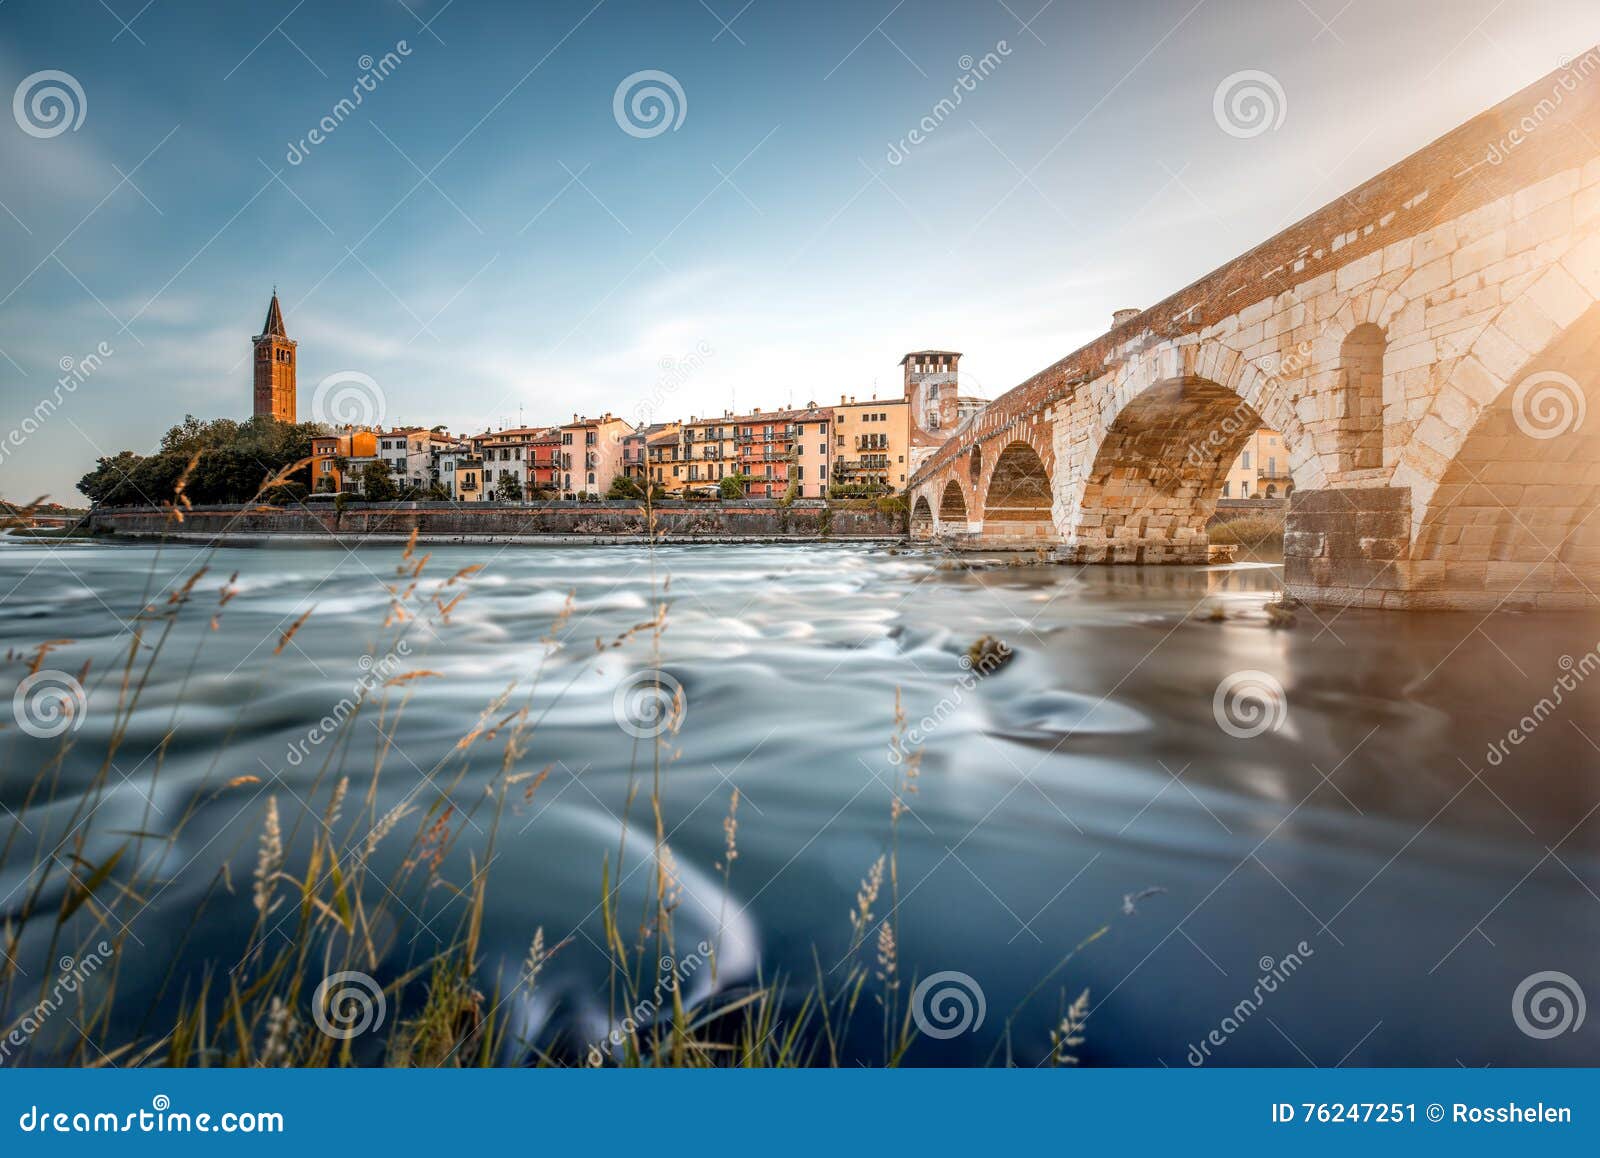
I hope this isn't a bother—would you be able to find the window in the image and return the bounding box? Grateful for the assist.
[1241,451,1250,469]
[1222,482,1231,497]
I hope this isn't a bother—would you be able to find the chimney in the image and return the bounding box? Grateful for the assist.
[840,394,846,405]
[849,395,856,404]
[1112,308,1141,328]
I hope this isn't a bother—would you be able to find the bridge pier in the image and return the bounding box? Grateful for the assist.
[1283,487,1410,609]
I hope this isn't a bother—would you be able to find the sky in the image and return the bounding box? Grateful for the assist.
[1,0,1597,501]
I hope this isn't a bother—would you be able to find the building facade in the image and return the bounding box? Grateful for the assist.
[252,292,297,423]
[558,414,633,498]
[831,395,910,494]
[1222,428,1293,499]
[309,428,378,492]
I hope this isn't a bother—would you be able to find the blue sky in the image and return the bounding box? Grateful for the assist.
[1,0,1596,500]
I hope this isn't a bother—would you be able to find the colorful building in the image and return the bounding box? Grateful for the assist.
[452,454,486,502]
[790,405,833,499]
[625,422,678,491]
[830,395,911,494]
[558,414,634,499]
[1222,428,1293,499]
[309,428,377,493]
[647,426,689,495]
[677,414,738,496]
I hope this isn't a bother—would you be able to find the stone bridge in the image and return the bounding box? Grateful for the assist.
[909,56,1600,610]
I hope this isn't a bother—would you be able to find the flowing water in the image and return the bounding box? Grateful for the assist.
[2,536,1597,1066]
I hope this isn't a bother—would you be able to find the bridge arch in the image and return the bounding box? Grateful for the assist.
[1068,376,1278,563]
[938,478,969,533]
[982,439,1056,544]
[1409,300,1600,606]
[910,494,934,540]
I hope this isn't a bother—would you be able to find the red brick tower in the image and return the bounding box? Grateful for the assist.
[252,291,297,423]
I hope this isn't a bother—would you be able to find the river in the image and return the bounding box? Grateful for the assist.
[1,536,1596,1066]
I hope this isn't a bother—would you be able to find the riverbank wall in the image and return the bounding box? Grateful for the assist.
[86,500,908,545]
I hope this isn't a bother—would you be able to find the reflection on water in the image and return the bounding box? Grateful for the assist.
[1,537,1597,1065]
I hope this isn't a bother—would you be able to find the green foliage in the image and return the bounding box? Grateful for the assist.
[827,483,891,499]
[360,461,400,502]
[719,473,751,498]
[491,474,524,502]
[607,476,667,501]
[76,415,323,507]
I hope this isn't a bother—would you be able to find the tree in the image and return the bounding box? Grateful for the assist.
[76,451,146,506]
[360,461,400,502]
[720,474,751,499]
[492,474,524,502]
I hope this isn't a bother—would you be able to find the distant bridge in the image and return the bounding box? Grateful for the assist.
[909,56,1600,610]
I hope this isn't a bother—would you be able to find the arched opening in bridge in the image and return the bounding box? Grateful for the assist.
[983,441,1054,543]
[910,495,934,540]
[968,445,983,486]
[1073,378,1278,564]
[1413,303,1600,605]
[939,479,968,531]
[1339,324,1386,473]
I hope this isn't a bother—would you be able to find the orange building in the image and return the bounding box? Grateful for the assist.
[734,404,833,498]
[310,428,377,493]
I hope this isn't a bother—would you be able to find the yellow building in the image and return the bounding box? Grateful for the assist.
[647,426,690,495]
[452,455,486,502]
[1222,428,1293,499]
[830,394,911,494]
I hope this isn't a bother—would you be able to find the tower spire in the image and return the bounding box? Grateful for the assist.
[261,291,287,338]
[253,289,297,422]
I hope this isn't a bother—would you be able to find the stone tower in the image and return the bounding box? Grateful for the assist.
[252,292,297,423]
[901,350,961,435]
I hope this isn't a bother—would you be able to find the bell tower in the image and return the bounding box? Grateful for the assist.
[901,350,960,435]
[252,291,297,423]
